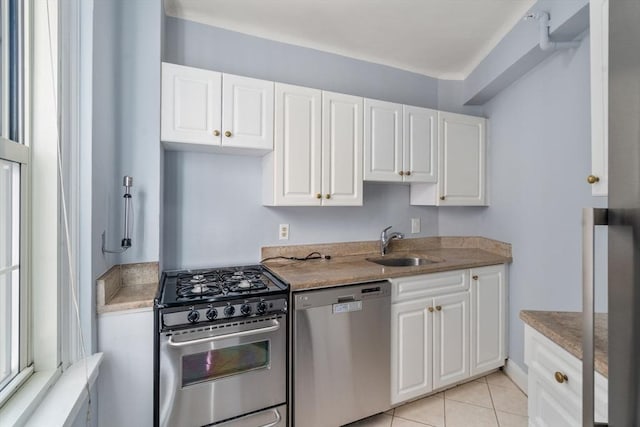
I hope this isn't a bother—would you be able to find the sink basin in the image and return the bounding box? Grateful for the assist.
[366,257,438,267]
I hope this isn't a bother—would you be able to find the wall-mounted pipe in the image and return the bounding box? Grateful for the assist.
[525,11,581,51]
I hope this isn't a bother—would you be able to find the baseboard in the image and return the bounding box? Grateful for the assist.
[503,358,528,395]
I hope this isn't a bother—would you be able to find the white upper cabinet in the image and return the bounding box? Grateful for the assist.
[161,63,222,146]
[263,85,363,206]
[221,74,274,151]
[364,99,403,181]
[589,0,608,196]
[364,100,437,183]
[410,111,486,206]
[323,91,363,206]
[161,62,274,154]
[266,83,322,206]
[403,105,438,183]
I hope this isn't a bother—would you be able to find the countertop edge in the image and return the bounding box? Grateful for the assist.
[520,310,608,378]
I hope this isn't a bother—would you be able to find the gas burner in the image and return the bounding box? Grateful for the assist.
[225,279,268,293]
[158,265,288,308]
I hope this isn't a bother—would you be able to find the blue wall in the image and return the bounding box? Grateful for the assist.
[161,16,442,269]
[438,34,607,370]
[160,9,603,375]
[163,152,439,269]
[163,16,439,109]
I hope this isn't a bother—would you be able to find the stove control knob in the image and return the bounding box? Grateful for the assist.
[241,304,252,316]
[206,308,218,321]
[257,301,268,314]
[187,310,200,323]
[224,305,235,317]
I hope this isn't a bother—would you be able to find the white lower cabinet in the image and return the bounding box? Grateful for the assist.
[391,265,505,405]
[432,291,470,390]
[97,309,154,427]
[525,325,608,427]
[470,265,507,375]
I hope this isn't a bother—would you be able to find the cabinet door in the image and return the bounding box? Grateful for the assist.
[589,0,608,196]
[161,62,221,145]
[322,91,363,206]
[391,299,433,404]
[470,265,506,376]
[528,370,581,427]
[403,106,437,183]
[437,112,486,205]
[98,310,154,427]
[221,74,274,151]
[273,83,322,205]
[364,99,403,181]
[432,291,470,389]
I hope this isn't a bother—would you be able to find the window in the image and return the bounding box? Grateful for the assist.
[0,0,29,400]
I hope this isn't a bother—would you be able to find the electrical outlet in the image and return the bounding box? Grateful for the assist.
[279,224,290,240]
[411,218,421,234]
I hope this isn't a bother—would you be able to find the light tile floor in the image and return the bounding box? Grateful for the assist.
[345,370,528,427]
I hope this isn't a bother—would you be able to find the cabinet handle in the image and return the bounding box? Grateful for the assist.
[325,194,331,199]
[224,131,232,137]
[435,305,442,311]
[439,196,445,201]
[428,307,434,313]
[405,171,411,176]
[315,193,322,199]
[399,171,404,176]
[213,130,220,136]
[472,275,479,280]
[587,175,600,184]
[554,371,568,383]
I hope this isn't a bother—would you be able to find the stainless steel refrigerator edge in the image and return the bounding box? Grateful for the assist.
[586,2,640,425]
[293,281,391,427]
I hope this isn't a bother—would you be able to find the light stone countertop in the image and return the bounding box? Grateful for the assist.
[96,262,159,314]
[520,310,608,378]
[263,236,512,291]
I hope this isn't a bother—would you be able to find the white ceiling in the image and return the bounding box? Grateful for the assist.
[164,0,536,80]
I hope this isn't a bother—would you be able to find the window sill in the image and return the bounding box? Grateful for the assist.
[26,353,104,426]
[0,353,103,427]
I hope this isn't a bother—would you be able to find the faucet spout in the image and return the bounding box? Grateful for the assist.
[380,226,404,256]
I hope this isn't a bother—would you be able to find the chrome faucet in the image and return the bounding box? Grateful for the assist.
[380,226,404,256]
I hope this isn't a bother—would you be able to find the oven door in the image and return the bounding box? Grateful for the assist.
[159,315,286,427]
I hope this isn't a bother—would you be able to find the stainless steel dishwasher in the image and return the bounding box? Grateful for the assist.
[293,281,391,427]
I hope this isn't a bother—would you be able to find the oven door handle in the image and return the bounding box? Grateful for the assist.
[261,407,282,427]
[167,319,281,347]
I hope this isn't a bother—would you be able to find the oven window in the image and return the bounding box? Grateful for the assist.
[182,340,270,387]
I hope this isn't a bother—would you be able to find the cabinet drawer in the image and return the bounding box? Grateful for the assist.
[391,270,468,303]
[525,325,608,423]
[525,326,582,400]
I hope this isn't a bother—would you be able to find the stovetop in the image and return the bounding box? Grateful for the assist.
[156,264,288,308]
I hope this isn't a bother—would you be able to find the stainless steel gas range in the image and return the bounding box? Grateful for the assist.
[154,265,289,427]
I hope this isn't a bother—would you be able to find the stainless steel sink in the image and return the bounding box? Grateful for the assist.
[366,256,438,267]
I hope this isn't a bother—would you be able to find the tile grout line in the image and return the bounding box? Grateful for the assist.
[486,380,503,427]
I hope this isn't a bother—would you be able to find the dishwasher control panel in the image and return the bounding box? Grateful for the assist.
[294,280,391,310]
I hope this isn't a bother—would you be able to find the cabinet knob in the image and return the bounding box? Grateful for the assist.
[213,130,220,136]
[587,175,600,184]
[325,194,331,199]
[224,131,232,137]
[472,275,479,280]
[554,371,568,383]
[316,193,322,199]
[435,305,442,311]
[399,171,404,176]
[439,196,445,201]
[428,307,434,313]
[405,171,411,176]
